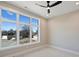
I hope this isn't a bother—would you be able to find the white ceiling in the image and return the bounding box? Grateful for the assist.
[6,1,79,19]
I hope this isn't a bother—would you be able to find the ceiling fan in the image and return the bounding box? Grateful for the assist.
[35,1,62,14]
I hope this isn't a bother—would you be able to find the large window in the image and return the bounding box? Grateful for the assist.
[0,8,40,49]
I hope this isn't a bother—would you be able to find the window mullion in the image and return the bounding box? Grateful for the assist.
[17,14,19,45]
[0,9,2,48]
[30,17,32,44]
[38,19,40,42]
[0,22,1,48]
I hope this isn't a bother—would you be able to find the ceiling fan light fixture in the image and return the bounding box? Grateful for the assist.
[47,7,50,9]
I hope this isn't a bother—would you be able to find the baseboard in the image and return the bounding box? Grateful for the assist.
[49,45,79,56]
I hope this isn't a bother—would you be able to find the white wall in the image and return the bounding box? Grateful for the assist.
[0,2,48,56]
[48,10,79,53]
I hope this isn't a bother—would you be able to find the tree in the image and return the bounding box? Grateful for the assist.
[20,25,30,39]
[7,29,14,40]
[22,25,29,31]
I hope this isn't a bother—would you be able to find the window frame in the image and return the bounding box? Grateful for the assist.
[0,6,40,50]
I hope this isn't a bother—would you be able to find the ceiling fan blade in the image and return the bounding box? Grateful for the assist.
[35,3,47,8]
[48,9,50,14]
[50,1,62,7]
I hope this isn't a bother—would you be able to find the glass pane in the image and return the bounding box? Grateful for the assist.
[19,15,30,24]
[1,9,16,21]
[1,22,17,47]
[32,26,38,42]
[32,18,39,25]
[19,24,30,44]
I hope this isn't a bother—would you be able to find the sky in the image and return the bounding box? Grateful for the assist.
[1,9,38,32]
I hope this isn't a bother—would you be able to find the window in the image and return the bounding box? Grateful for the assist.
[19,24,30,44]
[31,18,39,43]
[31,26,38,42]
[0,8,40,49]
[19,15,30,24]
[32,18,39,26]
[19,15,30,44]
[1,22,17,47]
[1,9,16,21]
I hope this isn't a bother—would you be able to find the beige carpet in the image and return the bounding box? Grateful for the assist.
[13,47,79,57]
